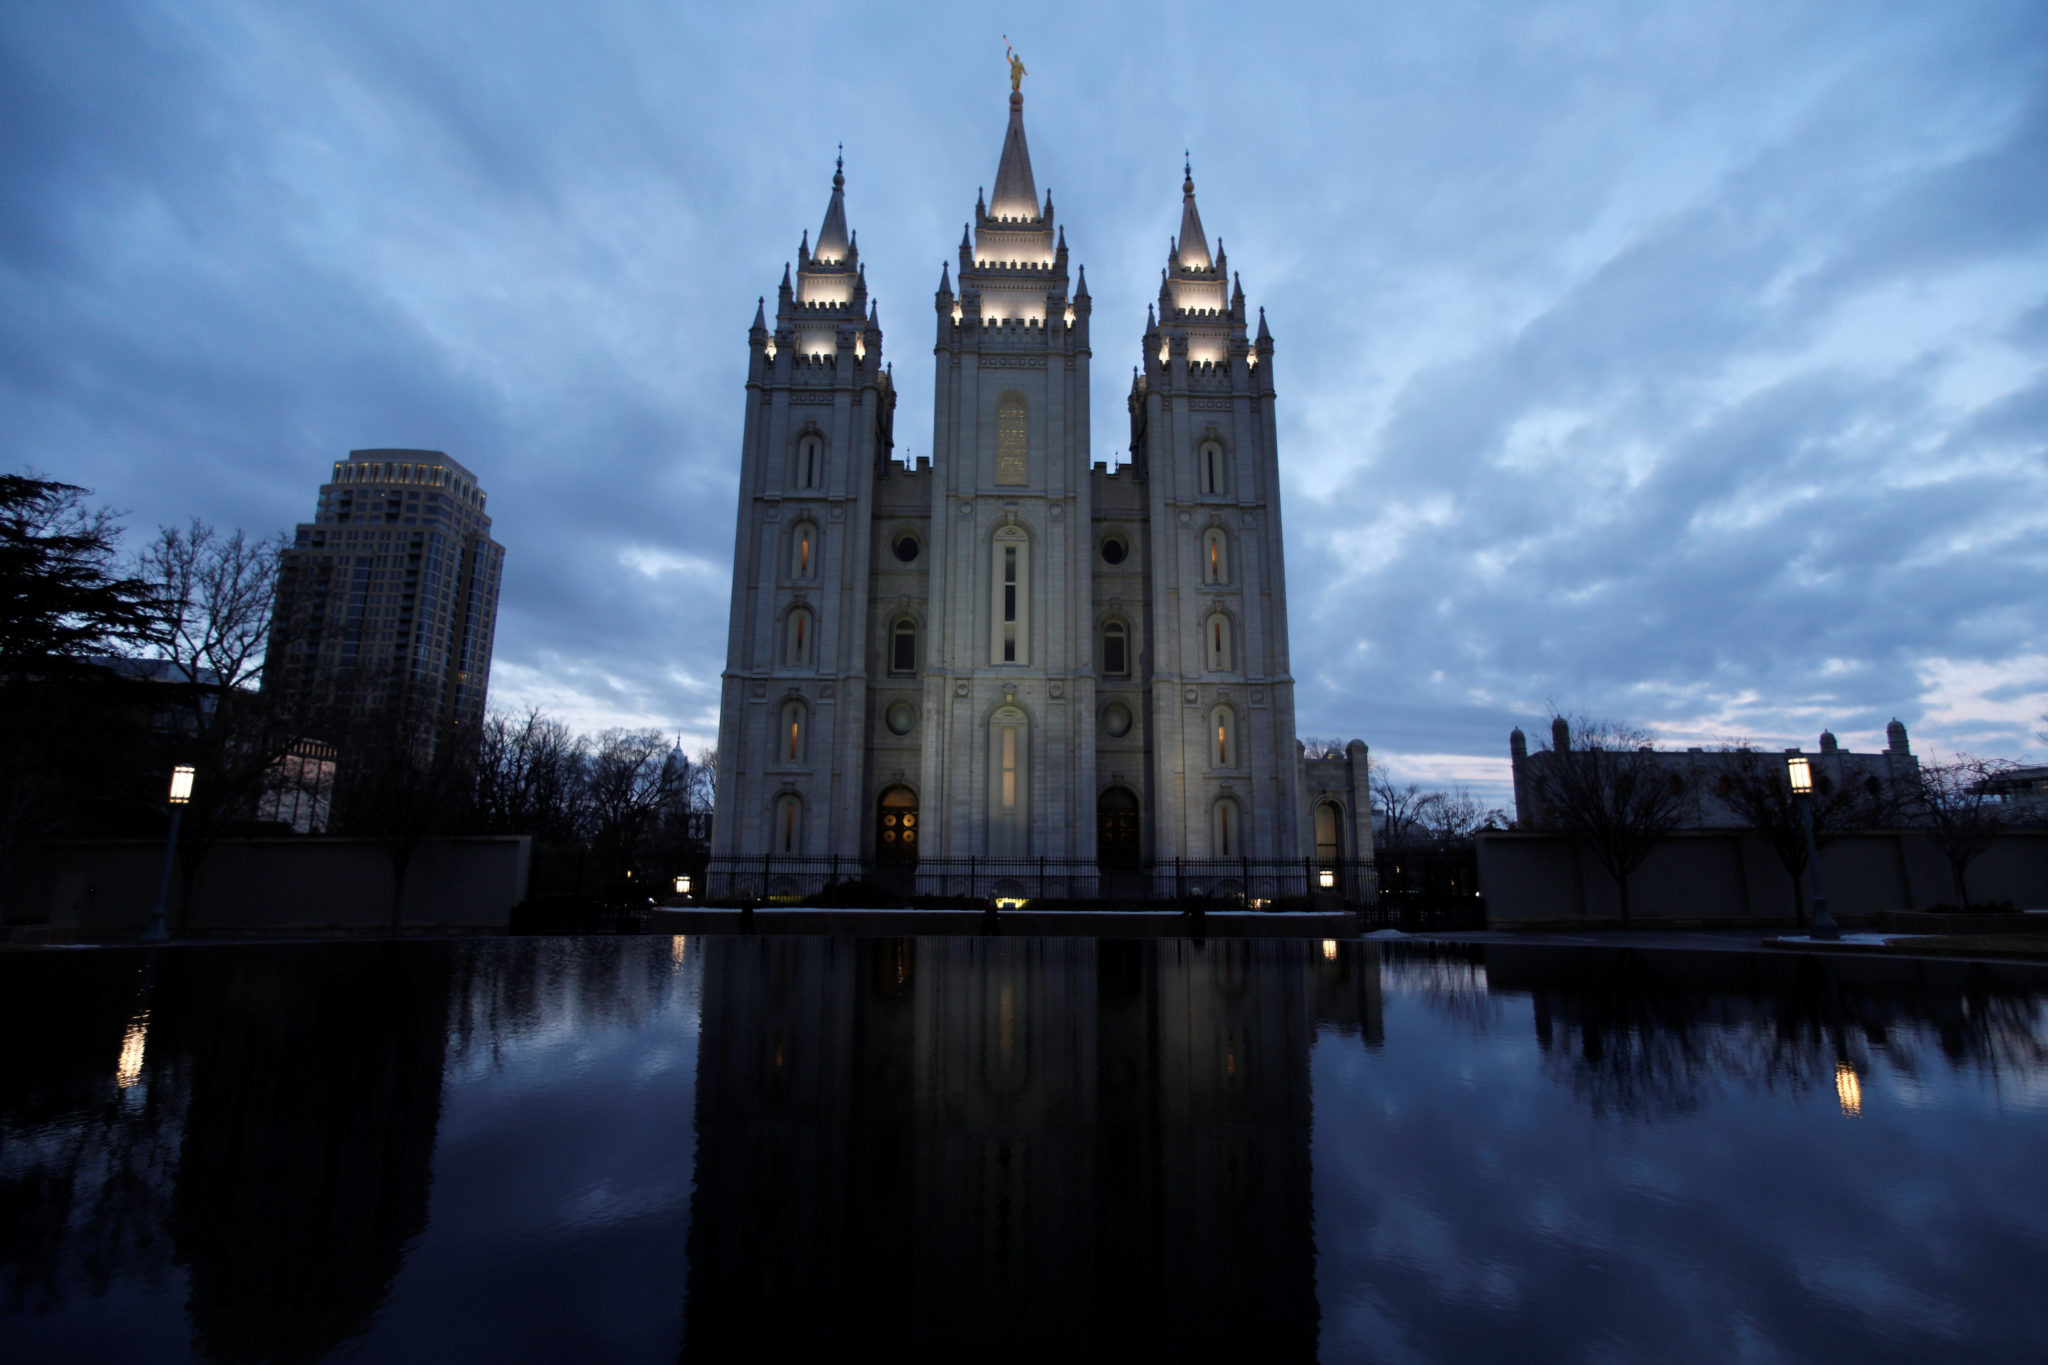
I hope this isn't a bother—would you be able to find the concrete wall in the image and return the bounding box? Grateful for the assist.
[19,836,530,934]
[1476,829,2048,927]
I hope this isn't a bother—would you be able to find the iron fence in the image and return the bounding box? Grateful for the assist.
[701,854,1380,909]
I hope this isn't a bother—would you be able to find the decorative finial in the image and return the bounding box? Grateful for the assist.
[1004,36,1026,92]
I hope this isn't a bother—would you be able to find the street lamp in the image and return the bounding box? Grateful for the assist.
[143,766,194,944]
[1318,868,1336,890]
[1787,754,1840,941]
[673,874,692,896]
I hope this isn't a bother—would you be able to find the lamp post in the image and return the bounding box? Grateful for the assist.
[1787,754,1839,941]
[143,766,195,944]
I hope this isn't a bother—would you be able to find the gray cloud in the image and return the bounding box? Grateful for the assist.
[3,0,2043,804]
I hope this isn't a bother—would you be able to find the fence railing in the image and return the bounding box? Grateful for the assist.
[701,854,1380,909]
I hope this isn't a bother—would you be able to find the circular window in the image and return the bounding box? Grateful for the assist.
[1101,536,1128,566]
[885,700,917,736]
[893,535,920,563]
[1102,702,1133,738]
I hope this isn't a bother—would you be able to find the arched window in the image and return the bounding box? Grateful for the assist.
[1200,440,1226,496]
[988,704,1029,857]
[774,794,803,854]
[790,524,816,579]
[780,700,806,764]
[1205,612,1233,671]
[991,526,1030,665]
[1202,528,1229,585]
[1315,802,1342,862]
[889,619,917,675]
[1213,796,1241,857]
[1211,705,1235,767]
[1102,620,1129,678]
[785,607,813,668]
[995,390,1028,486]
[793,434,823,490]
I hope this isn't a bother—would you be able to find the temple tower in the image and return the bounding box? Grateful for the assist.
[1126,161,1303,860]
[915,83,1097,860]
[710,157,896,861]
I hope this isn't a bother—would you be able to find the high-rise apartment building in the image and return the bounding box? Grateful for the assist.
[266,449,505,748]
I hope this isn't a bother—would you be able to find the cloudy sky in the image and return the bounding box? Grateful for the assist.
[5,0,2044,806]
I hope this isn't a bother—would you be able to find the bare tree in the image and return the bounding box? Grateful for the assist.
[132,521,292,914]
[138,522,283,697]
[1527,716,1692,928]
[330,685,472,934]
[581,728,669,879]
[1371,775,1434,854]
[1910,756,2016,909]
[473,707,585,843]
[1419,785,1488,850]
[1717,746,1877,925]
[689,746,716,816]
[1299,736,1347,760]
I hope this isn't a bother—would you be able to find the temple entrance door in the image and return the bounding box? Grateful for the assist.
[876,787,919,872]
[1097,787,1140,868]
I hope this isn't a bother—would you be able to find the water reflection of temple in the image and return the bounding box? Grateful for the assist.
[683,936,1380,1360]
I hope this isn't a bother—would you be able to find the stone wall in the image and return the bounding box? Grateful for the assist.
[1476,828,2048,926]
[14,836,531,935]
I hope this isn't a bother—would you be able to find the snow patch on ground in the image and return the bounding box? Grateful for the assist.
[1770,932,1909,945]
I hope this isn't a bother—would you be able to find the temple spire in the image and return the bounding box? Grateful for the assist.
[816,147,850,260]
[1177,154,1211,270]
[989,86,1039,219]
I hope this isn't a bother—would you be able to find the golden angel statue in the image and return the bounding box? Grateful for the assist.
[1004,37,1026,92]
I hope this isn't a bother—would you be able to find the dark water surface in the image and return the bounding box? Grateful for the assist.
[3,935,2045,1363]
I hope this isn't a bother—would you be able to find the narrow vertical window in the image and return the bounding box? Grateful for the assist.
[1215,798,1236,856]
[794,435,823,490]
[1206,613,1233,671]
[1203,528,1229,585]
[781,701,805,763]
[786,608,812,667]
[990,527,1029,665]
[891,620,916,674]
[1103,621,1128,677]
[988,705,1029,856]
[1003,547,1017,661]
[1212,706,1234,767]
[792,525,814,579]
[1201,441,1224,496]
[775,795,802,854]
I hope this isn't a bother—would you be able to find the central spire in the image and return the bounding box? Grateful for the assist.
[816,147,850,261]
[989,90,1039,221]
[1177,155,1211,270]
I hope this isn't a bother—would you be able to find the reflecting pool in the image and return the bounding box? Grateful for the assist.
[3,937,2046,1362]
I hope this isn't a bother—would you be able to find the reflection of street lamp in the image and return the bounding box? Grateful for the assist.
[143,766,194,944]
[1834,1060,1862,1117]
[1787,755,1840,941]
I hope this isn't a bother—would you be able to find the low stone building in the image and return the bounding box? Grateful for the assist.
[1508,716,1923,830]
